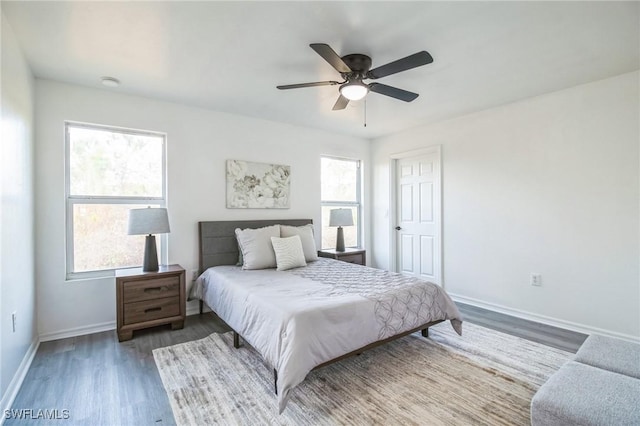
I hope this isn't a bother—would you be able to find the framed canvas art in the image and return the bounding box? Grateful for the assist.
[226,160,291,208]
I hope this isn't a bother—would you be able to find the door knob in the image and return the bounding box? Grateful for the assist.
[395,226,402,231]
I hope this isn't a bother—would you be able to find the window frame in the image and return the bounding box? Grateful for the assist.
[320,155,362,249]
[64,121,167,280]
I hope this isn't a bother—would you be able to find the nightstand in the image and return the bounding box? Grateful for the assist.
[116,264,186,342]
[318,248,366,266]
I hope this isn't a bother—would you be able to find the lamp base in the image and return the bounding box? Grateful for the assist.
[335,226,345,252]
[143,235,159,272]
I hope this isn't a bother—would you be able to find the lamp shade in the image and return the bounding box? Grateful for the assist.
[127,207,170,235]
[329,208,354,227]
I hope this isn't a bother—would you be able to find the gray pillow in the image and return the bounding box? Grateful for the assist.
[280,224,318,262]
[235,225,280,270]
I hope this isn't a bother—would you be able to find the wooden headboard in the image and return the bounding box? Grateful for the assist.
[198,219,313,272]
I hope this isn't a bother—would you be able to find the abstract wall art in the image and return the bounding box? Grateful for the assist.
[226,160,290,209]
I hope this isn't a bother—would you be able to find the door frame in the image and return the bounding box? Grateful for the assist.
[389,145,443,285]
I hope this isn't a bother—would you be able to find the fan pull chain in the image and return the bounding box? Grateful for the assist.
[364,99,367,127]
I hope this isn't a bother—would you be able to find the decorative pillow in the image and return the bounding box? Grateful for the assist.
[280,224,318,262]
[270,235,307,271]
[235,225,280,270]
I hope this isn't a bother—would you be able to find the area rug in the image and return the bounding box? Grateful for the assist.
[153,322,571,425]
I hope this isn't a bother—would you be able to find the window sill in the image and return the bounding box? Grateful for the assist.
[65,269,117,282]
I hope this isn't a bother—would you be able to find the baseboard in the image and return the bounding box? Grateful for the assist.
[186,301,212,317]
[450,293,640,343]
[38,309,208,342]
[39,321,116,343]
[0,337,40,426]
[186,305,201,316]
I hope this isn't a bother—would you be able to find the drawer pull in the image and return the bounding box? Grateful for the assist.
[144,286,165,293]
[144,307,162,313]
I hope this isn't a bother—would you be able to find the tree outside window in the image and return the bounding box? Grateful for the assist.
[320,157,361,249]
[65,123,166,278]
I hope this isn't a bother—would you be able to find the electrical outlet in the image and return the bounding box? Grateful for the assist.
[191,270,199,281]
[530,273,542,287]
[11,312,17,333]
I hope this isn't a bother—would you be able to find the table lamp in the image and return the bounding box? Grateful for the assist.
[329,208,354,252]
[127,207,170,272]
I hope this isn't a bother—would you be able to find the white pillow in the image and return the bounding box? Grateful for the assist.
[280,224,318,262]
[235,225,280,270]
[271,235,307,271]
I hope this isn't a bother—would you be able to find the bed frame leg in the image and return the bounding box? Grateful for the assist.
[233,331,240,348]
[199,300,203,315]
[421,328,429,338]
[274,369,278,395]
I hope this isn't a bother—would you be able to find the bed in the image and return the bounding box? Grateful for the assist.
[191,219,463,413]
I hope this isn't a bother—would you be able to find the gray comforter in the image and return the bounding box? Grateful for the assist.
[192,258,462,413]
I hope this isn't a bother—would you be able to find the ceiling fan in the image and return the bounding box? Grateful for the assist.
[277,43,433,110]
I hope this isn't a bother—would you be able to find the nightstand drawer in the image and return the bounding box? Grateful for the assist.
[123,297,180,325]
[116,265,185,341]
[340,254,364,264]
[123,276,180,303]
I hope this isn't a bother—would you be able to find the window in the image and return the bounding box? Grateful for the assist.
[65,122,166,278]
[320,156,361,249]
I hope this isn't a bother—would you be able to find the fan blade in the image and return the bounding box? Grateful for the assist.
[310,43,352,74]
[332,95,349,110]
[277,81,340,90]
[369,83,419,102]
[367,51,433,79]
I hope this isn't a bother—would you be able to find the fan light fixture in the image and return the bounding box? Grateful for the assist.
[277,44,433,110]
[339,81,368,101]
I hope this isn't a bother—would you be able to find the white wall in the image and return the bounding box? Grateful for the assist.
[1,12,37,404]
[27,54,640,342]
[34,80,370,338]
[372,72,639,339]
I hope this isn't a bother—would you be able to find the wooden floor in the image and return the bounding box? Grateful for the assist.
[6,304,586,425]
[6,315,229,426]
[457,302,587,352]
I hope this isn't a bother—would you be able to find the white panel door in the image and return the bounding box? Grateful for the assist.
[396,153,441,285]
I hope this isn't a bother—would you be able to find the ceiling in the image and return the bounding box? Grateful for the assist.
[3,1,638,139]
